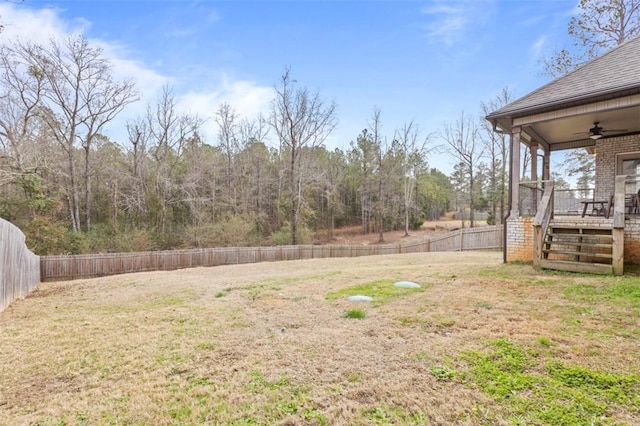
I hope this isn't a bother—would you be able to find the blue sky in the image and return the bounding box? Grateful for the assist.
[0,0,578,173]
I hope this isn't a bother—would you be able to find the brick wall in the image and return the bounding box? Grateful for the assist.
[506,215,640,265]
[595,134,640,198]
[625,217,640,263]
[506,216,534,261]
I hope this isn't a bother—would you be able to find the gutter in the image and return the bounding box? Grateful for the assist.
[486,85,640,121]
[501,128,511,264]
[486,119,511,263]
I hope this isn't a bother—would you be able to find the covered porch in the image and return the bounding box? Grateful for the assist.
[487,36,640,275]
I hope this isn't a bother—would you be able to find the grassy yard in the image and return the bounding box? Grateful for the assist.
[1,251,639,425]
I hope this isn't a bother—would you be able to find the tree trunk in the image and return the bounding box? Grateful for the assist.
[404,207,410,237]
[469,170,475,228]
[84,144,92,232]
[377,162,384,243]
[290,147,297,245]
[67,150,81,232]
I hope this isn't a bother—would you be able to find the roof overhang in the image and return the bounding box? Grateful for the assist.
[487,90,640,151]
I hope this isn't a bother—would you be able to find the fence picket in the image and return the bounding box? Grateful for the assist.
[0,218,40,312]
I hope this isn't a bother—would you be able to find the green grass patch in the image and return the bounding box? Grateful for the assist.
[326,279,424,306]
[429,365,456,381]
[194,342,216,351]
[475,300,493,310]
[240,370,326,424]
[537,336,552,347]
[565,280,640,305]
[459,339,640,425]
[361,405,427,424]
[247,370,290,392]
[343,309,366,319]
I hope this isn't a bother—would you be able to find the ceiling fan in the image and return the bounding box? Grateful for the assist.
[575,122,628,140]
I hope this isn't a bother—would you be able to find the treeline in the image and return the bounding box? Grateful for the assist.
[0,35,508,255]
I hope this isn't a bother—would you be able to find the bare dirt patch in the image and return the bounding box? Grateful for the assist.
[1,251,639,425]
[315,219,486,246]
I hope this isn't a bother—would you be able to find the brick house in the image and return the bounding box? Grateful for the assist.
[486,36,640,275]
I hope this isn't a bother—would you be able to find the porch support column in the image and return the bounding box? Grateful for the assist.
[530,143,538,182]
[542,147,550,181]
[530,143,538,213]
[510,127,521,217]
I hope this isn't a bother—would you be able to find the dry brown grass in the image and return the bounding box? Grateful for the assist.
[1,251,639,425]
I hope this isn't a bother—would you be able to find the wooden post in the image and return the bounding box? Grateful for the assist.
[530,143,538,182]
[542,148,550,181]
[612,175,626,275]
[530,143,538,214]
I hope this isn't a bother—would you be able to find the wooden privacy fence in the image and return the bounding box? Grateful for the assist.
[0,218,40,312]
[40,225,503,282]
[429,225,504,252]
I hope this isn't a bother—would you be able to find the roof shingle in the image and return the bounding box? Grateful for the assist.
[487,36,640,119]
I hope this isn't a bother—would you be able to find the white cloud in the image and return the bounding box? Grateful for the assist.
[531,35,547,59]
[0,4,168,106]
[206,10,220,24]
[0,4,87,43]
[0,3,273,146]
[179,76,274,144]
[164,27,197,39]
[93,40,169,101]
[421,0,494,46]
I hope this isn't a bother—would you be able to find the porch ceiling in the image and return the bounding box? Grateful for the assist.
[519,101,640,151]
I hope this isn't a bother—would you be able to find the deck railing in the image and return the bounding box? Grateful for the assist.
[519,181,603,217]
[532,181,554,267]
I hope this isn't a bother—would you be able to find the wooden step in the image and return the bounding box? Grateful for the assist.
[548,228,612,235]
[542,249,612,259]
[538,259,613,275]
[543,240,612,249]
[547,229,612,238]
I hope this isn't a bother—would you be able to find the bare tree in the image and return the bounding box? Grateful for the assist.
[123,117,150,220]
[349,128,377,234]
[368,108,388,243]
[148,86,204,234]
[442,111,483,227]
[480,87,512,224]
[541,0,640,77]
[215,102,239,213]
[236,115,271,226]
[270,68,337,245]
[394,121,430,236]
[12,35,137,231]
[319,148,345,240]
[0,43,46,186]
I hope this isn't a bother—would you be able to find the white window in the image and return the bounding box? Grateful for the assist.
[617,152,640,192]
